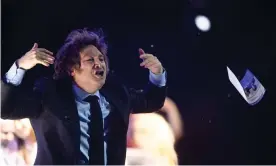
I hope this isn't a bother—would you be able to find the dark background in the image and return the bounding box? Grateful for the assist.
[2,0,276,164]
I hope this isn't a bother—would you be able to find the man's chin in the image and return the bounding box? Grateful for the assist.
[94,77,106,87]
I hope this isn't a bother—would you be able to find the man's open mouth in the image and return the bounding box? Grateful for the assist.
[95,70,104,77]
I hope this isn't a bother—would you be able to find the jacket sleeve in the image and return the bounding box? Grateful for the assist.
[1,78,47,120]
[129,77,168,114]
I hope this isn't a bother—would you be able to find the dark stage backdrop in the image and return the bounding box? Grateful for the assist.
[2,0,276,164]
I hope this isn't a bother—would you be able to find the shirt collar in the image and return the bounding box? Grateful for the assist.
[72,83,101,101]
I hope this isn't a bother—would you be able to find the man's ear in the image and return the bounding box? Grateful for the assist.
[69,68,75,76]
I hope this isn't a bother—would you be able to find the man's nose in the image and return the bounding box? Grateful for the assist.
[94,61,101,68]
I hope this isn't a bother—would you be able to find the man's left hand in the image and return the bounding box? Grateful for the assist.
[139,48,163,75]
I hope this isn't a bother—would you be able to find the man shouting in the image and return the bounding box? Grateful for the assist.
[1,28,167,165]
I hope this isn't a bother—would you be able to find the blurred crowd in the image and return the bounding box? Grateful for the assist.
[126,97,183,165]
[0,97,182,166]
[0,119,37,166]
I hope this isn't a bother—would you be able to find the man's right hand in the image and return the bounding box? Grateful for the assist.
[17,43,55,70]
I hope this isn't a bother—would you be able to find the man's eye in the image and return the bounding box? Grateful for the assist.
[99,58,104,62]
[87,58,94,62]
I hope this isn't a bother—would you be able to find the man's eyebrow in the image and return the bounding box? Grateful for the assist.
[83,53,104,60]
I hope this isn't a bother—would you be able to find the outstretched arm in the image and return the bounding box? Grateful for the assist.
[1,43,54,119]
[130,48,167,113]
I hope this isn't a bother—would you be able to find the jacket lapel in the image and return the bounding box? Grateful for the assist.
[55,78,80,164]
[99,78,128,125]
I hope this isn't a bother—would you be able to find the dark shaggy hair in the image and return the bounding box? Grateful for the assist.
[53,28,109,80]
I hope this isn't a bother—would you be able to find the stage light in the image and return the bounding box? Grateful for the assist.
[195,15,211,32]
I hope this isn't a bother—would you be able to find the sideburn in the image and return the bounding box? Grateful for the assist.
[69,63,82,76]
